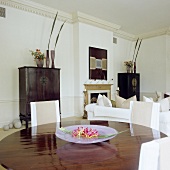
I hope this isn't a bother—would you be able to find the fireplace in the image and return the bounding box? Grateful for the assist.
[90,92,107,103]
[83,83,112,118]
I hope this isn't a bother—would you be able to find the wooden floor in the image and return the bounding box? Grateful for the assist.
[0,116,83,141]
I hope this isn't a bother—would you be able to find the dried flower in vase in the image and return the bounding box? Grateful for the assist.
[30,49,45,60]
[124,60,133,68]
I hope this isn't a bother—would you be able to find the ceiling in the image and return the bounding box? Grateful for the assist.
[29,0,170,36]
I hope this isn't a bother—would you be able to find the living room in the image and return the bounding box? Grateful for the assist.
[0,0,170,128]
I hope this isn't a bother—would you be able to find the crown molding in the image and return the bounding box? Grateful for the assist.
[71,12,137,41]
[72,11,121,31]
[113,30,135,41]
[1,0,132,40]
[1,0,170,40]
[0,0,72,22]
[136,27,170,39]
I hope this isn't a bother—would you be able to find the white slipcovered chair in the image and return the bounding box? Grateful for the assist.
[130,101,160,138]
[30,100,60,135]
[138,137,170,170]
[130,101,160,130]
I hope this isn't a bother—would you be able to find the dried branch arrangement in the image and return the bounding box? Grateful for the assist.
[132,38,142,62]
[48,12,66,50]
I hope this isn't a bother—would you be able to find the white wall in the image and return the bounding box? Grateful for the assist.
[137,36,167,99]
[78,23,114,85]
[165,35,170,92]
[1,4,170,127]
[112,34,170,100]
[112,36,133,99]
[77,23,114,108]
[0,5,74,127]
[69,22,115,117]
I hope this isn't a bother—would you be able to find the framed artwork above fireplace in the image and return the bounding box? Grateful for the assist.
[89,47,107,80]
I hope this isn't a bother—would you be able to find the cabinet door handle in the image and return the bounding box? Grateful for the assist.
[40,76,48,85]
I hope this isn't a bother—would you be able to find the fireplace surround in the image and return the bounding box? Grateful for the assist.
[83,83,112,118]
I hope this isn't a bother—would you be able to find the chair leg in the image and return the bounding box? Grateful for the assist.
[25,120,28,129]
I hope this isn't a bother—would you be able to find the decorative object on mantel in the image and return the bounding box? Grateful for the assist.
[30,49,45,67]
[84,79,113,84]
[132,38,142,73]
[116,87,120,96]
[47,12,66,68]
[124,60,133,73]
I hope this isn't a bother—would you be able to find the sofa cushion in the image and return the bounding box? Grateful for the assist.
[97,94,104,106]
[143,96,169,112]
[115,95,137,109]
[143,96,154,102]
[159,98,169,112]
[97,94,112,107]
[103,95,112,107]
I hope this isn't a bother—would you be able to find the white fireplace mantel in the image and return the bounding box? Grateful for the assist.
[84,84,112,102]
[82,83,113,118]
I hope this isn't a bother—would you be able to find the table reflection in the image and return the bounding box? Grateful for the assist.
[57,142,117,163]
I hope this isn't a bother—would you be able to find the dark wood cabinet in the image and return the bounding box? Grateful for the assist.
[18,66,60,128]
[118,73,140,101]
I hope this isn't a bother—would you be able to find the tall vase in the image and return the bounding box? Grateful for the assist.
[51,50,55,68]
[134,62,136,73]
[46,50,50,68]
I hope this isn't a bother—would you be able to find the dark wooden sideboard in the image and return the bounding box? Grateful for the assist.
[18,66,60,128]
[118,73,140,101]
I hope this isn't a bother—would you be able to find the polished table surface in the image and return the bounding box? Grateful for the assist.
[0,120,166,170]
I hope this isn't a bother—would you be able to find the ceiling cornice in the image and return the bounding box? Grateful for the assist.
[137,27,170,39]
[72,12,135,41]
[0,0,169,41]
[72,11,121,31]
[113,30,135,41]
[0,0,72,22]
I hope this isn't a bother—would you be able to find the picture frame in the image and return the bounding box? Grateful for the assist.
[89,47,107,80]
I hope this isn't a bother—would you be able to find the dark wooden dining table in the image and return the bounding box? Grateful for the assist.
[0,120,167,170]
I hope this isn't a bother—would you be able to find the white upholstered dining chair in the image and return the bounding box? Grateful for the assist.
[130,101,160,130]
[138,137,170,170]
[30,100,60,135]
[130,101,160,138]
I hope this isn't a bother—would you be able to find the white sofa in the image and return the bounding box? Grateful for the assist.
[85,103,170,136]
[86,103,131,123]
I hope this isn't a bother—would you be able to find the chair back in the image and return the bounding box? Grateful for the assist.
[130,101,160,130]
[30,100,60,127]
[138,137,170,170]
[158,137,170,170]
